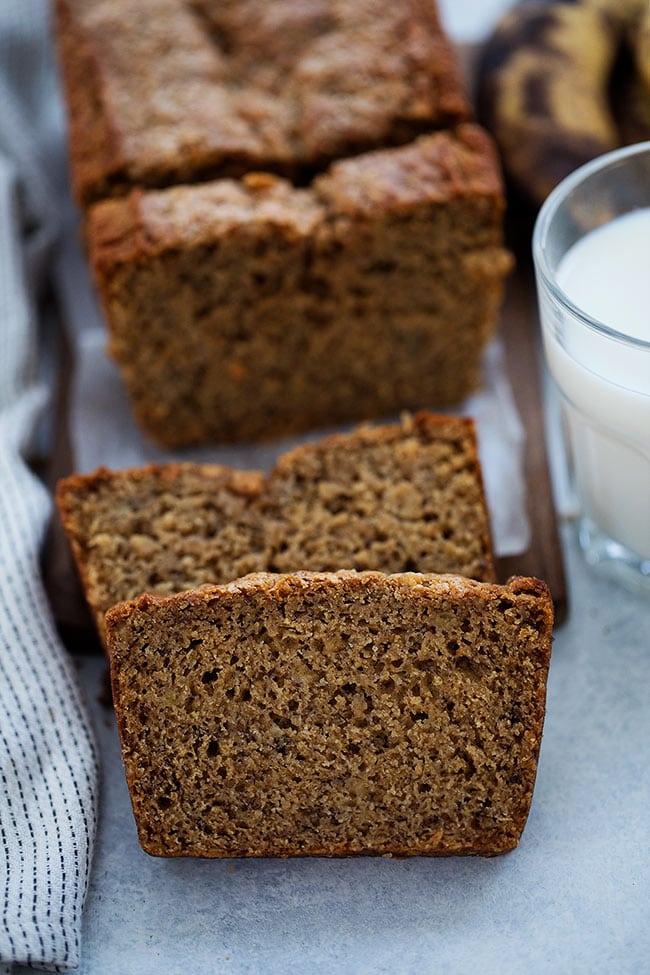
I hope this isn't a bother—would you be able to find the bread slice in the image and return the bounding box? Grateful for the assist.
[266,413,494,579]
[105,570,553,858]
[56,413,495,644]
[56,463,269,644]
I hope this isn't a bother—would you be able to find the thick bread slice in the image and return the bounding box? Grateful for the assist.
[105,570,553,858]
[56,413,496,644]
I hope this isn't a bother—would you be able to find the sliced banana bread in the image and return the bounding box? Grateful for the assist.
[56,0,511,446]
[105,570,553,858]
[56,413,495,644]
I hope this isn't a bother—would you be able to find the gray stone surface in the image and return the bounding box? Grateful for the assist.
[66,526,650,975]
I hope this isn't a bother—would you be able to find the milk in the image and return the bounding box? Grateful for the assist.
[541,208,650,559]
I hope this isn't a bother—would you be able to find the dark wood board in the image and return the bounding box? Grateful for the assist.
[458,41,568,624]
[494,259,568,624]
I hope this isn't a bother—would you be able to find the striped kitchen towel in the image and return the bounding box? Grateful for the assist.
[0,1,99,971]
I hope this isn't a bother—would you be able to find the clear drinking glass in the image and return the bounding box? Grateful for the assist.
[533,142,650,594]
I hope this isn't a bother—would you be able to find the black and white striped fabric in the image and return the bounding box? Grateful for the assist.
[0,1,99,971]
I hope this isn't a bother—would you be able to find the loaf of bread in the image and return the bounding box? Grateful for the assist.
[57,413,496,644]
[87,127,512,445]
[55,0,513,446]
[56,0,471,207]
[105,570,553,858]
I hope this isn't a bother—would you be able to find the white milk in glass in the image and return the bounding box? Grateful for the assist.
[543,208,650,559]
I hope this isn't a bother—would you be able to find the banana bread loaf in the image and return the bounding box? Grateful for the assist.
[87,126,512,445]
[55,0,513,446]
[105,570,554,858]
[56,413,495,644]
[55,0,471,207]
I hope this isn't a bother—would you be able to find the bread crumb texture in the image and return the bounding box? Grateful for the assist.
[86,127,512,445]
[106,570,553,858]
[56,414,495,643]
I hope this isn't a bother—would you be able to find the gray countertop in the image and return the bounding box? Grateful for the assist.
[50,524,649,975]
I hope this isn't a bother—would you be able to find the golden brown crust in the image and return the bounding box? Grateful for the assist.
[315,124,506,217]
[87,175,326,272]
[54,0,128,206]
[108,568,551,616]
[55,0,472,206]
[86,126,505,271]
[272,410,479,466]
[106,570,553,858]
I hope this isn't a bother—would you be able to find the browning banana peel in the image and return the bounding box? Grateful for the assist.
[479,0,650,206]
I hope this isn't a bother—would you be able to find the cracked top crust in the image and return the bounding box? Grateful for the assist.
[86,126,505,270]
[55,0,471,205]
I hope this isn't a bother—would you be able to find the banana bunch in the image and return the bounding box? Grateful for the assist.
[478,0,650,206]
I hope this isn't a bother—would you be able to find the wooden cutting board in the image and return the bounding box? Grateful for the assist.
[457,41,568,623]
[494,257,568,624]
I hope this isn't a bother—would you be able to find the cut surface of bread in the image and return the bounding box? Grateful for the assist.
[56,413,496,644]
[105,570,553,858]
[87,127,512,445]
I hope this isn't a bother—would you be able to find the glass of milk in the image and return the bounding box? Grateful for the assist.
[533,141,650,593]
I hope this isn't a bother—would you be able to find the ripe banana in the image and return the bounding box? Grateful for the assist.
[478,0,650,206]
